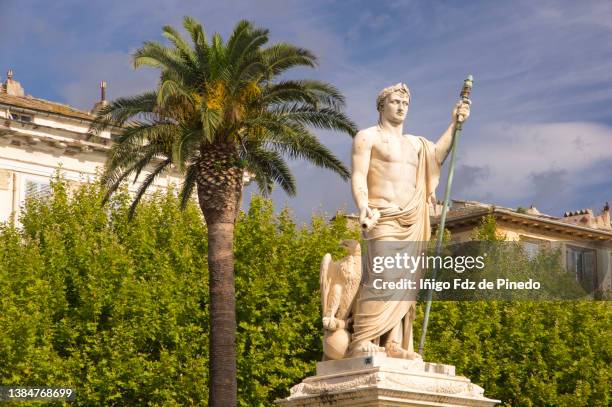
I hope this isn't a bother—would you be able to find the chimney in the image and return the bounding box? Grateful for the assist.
[4,69,25,97]
[100,81,107,103]
[91,81,109,114]
[602,202,611,228]
[526,205,540,215]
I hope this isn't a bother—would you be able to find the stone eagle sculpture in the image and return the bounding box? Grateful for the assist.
[319,239,362,360]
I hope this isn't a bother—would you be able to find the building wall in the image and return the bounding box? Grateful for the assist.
[0,149,180,223]
[447,219,612,293]
[596,249,612,291]
[0,168,16,222]
[0,108,181,223]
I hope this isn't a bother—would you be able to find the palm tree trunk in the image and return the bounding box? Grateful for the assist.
[205,219,237,406]
[197,143,243,407]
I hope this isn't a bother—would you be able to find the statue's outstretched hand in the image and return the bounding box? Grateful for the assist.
[452,100,471,123]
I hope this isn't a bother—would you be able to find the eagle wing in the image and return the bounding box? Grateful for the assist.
[320,253,332,316]
[336,256,362,320]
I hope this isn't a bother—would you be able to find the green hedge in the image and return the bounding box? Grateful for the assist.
[0,180,609,406]
[1,180,209,406]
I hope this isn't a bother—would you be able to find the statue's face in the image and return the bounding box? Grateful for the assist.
[380,92,409,125]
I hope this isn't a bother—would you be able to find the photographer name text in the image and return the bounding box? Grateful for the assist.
[373,278,541,291]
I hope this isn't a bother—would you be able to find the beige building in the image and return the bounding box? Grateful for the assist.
[434,200,612,293]
[0,70,180,224]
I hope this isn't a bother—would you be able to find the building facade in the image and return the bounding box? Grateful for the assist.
[0,71,180,223]
[435,200,612,294]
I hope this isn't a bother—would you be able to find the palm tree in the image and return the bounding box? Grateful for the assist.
[90,17,356,406]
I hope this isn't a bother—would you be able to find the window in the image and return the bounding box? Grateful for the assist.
[522,241,539,260]
[10,113,33,123]
[566,246,597,292]
[23,178,51,201]
[520,236,547,260]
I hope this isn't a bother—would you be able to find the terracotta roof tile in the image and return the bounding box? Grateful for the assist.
[0,93,93,121]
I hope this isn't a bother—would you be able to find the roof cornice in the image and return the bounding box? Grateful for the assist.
[432,206,612,240]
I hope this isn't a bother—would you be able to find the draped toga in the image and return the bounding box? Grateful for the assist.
[349,136,441,353]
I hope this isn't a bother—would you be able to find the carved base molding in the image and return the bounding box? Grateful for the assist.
[277,354,500,407]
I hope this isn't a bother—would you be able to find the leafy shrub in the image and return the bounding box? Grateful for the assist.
[0,179,609,406]
[1,180,209,406]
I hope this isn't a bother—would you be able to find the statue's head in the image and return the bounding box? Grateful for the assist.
[377,83,411,125]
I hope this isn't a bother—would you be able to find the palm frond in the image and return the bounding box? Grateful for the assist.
[89,92,158,134]
[101,167,135,204]
[112,121,175,148]
[179,162,199,209]
[128,158,173,219]
[182,16,210,72]
[162,25,197,66]
[172,124,201,170]
[261,80,345,110]
[297,80,346,109]
[239,145,296,196]
[133,41,195,83]
[109,141,169,187]
[240,112,351,179]
[264,124,350,179]
[273,105,357,136]
[208,34,226,78]
[228,24,269,68]
[253,176,274,196]
[261,43,317,78]
[231,53,266,90]
[130,146,172,185]
[157,79,195,108]
[226,20,253,64]
[200,107,222,143]
[101,144,168,204]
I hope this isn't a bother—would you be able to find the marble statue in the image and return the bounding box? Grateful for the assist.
[282,83,499,406]
[347,83,470,359]
[320,239,362,360]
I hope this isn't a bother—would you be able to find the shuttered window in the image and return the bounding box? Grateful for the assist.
[24,178,51,201]
[566,246,597,292]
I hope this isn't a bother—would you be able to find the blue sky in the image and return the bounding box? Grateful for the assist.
[2,0,611,221]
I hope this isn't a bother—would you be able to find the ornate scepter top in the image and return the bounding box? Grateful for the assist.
[456,75,473,124]
[460,75,473,101]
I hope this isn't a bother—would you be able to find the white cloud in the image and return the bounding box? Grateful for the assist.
[458,121,612,208]
[3,0,611,219]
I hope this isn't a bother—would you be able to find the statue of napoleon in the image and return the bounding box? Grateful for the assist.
[320,83,470,361]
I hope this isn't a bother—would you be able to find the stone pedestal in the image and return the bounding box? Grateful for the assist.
[277,354,500,406]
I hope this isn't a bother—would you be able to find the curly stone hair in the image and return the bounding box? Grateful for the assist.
[376,83,411,112]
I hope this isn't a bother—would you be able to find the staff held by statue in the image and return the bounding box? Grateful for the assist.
[418,75,474,355]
